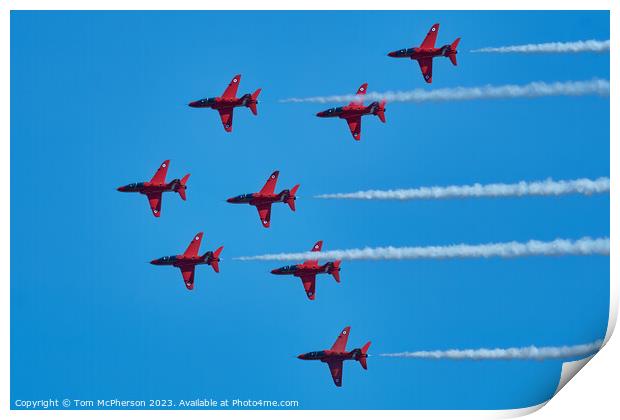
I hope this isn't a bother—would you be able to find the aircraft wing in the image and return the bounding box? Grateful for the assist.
[348,82,368,106]
[420,23,439,49]
[303,240,323,266]
[184,232,203,257]
[327,360,344,387]
[222,74,241,99]
[259,171,279,195]
[299,274,317,300]
[179,266,196,290]
[417,57,433,83]
[256,203,272,228]
[218,108,234,132]
[345,116,362,141]
[150,160,170,184]
[331,326,351,352]
[147,192,163,217]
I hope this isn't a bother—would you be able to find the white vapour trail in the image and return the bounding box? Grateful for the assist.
[378,340,602,361]
[279,79,609,104]
[234,237,609,262]
[315,177,610,201]
[472,39,610,54]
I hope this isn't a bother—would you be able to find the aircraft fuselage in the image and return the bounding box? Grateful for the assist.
[316,102,382,120]
[226,190,294,206]
[297,348,366,362]
[150,252,218,268]
[388,45,457,60]
[188,94,256,111]
[117,179,182,195]
[271,262,338,277]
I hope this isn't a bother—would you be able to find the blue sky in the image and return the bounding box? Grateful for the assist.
[11,11,609,410]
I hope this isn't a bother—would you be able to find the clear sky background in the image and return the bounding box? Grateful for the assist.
[11,11,609,409]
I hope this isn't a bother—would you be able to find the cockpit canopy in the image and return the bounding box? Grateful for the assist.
[392,48,414,57]
[198,97,216,105]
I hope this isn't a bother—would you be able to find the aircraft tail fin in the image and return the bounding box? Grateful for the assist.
[376,100,387,123]
[451,37,461,51]
[248,89,261,115]
[330,260,341,283]
[449,38,460,66]
[359,341,371,369]
[213,246,224,259]
[287,184,300,211]
[177,174,190,201]
[210,246,224,273]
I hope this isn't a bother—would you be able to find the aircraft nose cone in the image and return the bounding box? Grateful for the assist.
[226,197,234,203]
[387,51,396,57]
[297,354,305,359]
[270,269,278,274]
[116,186,123,191]
[188,101,198,108]
[150,259,158,265]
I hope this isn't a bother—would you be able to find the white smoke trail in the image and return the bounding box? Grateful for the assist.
[279,79,609,104]
[378,340,602,361]
[315,177,610,201]
[234,237,609,262]
[472,39,610,54]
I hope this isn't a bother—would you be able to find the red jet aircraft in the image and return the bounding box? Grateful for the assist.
[298,326,371,387]
[270,240,341,300]
[117,160,190,217]
[226,170,299,228]
[316,83,386,141]
[188,74,261,132]
[150,232,223,290]
[387,23,460,83]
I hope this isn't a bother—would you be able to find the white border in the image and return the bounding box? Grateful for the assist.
[2,1,616,419]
